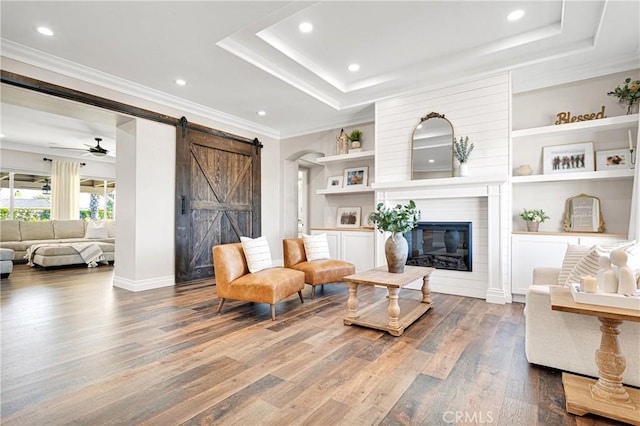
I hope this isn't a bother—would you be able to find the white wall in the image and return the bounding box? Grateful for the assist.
[113,117,175,290]
[375,73,511,182]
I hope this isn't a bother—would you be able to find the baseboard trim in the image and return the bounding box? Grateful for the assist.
[113,275,175,292]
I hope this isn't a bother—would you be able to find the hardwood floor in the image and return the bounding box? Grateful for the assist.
[0,264,622,425]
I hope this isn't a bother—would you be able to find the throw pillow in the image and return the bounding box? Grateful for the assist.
[302,233,331,261]
[557,244,590,286]
[240,236,273,273]
[564,241,636,286]
[85,221,108,239]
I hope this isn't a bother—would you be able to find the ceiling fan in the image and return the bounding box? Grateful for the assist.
[50,137,113,157]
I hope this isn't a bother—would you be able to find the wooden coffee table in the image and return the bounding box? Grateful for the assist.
[343,265,435,336]
[550,287,640,425]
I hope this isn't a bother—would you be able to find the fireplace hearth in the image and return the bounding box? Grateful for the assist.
[405,222,472,271]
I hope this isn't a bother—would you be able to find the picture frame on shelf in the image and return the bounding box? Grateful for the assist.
[326,175,343,189]
[336,207,361,228]
[595,148,631,171]
[542,142,594,174]
[343,166,368,188]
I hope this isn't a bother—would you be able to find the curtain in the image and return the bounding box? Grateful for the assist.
[51,160,80,220]
[629,122,639,241]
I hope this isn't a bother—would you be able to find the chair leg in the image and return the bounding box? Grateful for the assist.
[298,291,304,303]
[217,298,225,313]
[311,286,316,299]
[270,304,276,321]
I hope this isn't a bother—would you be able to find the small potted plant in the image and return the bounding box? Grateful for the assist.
[520,208,549,232]
[607,77,640,115]
[370,200,420,273]
[453,136,474,176]
[349,129,363,150]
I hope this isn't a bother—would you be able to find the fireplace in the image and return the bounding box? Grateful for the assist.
[405,222,472,271]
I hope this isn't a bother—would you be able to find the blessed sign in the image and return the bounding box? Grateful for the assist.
[555,106,606,125]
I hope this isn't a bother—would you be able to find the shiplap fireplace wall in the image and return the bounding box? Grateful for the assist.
[373,73,512,303]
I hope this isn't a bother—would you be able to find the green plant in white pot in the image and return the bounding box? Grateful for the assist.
[349,128,363,150]
[453,136,474,177]
[370,200,420,273]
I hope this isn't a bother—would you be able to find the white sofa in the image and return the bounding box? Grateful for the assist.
[525,267,640,387]
[0,220,115,267]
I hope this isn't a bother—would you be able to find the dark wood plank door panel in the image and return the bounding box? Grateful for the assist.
[175,126,260,283]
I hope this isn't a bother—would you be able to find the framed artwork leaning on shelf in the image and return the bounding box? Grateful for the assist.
[337,207,361,228]
[343,166,368,188]
[595,148,631,171]
[542,142,594,174]
[327,175,343,189]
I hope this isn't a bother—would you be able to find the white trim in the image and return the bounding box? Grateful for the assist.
[0,39,280,140]
[113,275,175,292]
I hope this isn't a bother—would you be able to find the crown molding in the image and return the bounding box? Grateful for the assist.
[280,110,374,139]
[0,39,280,140]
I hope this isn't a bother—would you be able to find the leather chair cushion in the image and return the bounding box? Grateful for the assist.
[228,267,305,304]
[289,260,355,285]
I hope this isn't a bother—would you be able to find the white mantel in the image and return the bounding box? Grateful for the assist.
[374,176,511,304]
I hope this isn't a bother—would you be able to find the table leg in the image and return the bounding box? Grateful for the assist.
[591,317,632,406]
[387,287,400,328]
[347,282,359,319]
[421,273,432,304]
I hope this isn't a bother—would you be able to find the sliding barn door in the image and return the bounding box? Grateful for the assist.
[175,124,261,283]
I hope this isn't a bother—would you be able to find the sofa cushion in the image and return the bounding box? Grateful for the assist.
[85,221,108,239]
[0,220,21,241]
[302,233,330,261]
[53,220,86,239]
[106,220,116,238]
[19,221,54,241]
[240,236,273,273]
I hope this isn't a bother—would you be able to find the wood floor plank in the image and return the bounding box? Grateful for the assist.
[0,264,619,425]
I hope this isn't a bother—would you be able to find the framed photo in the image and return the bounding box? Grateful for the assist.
[343,166,368,188]
[337,207,361,228]
[595,149,631,171]
[542,142,594,174]
[326,175,343,189]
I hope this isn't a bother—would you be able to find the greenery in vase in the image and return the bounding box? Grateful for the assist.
[519,208,549,223]
[370,200,420,234]
[453,136,474,163]
[349,128,363,141]
[607,77,640,107]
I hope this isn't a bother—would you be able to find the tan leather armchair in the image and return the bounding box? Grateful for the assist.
[283,238,356,299]
[213,242,305,320]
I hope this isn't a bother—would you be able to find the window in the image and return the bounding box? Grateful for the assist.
[0,172,51,221]
[0,172,116,221]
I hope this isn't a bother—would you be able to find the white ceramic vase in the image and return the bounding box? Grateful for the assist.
[459,163,469,177]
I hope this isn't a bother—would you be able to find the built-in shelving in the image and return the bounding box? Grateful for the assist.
[512,169,634,184]
[316,187,375,195]
[512,231,627,238]
[512,114,638,140]
[316,150,375,164]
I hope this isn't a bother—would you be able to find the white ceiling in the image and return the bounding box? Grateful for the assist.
[0,0,638,159]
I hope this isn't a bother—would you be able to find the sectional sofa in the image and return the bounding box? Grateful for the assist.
[0,220,115,267]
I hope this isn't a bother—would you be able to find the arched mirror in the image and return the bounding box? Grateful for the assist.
[411,112,454,179]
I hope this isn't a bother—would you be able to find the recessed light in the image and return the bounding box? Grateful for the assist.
[348,63,360,72]
[37,26,54,36]
[175,79,187,86]
[0,134,5,138]
[257,111,266,116]
[428,159,435,163]
[507,10,525,21]
[299,22,313,33]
